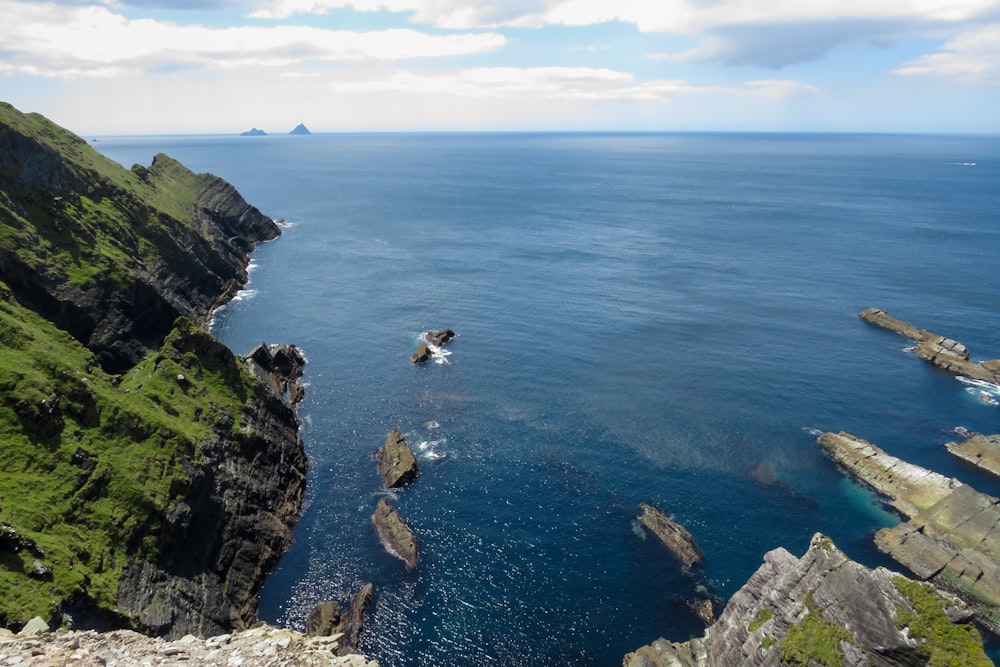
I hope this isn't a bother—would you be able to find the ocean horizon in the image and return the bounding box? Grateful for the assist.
[96,131,1000,665]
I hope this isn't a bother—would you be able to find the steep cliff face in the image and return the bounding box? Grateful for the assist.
[0,102,306,639]
[0,101,279,373]
[624,534,991,667]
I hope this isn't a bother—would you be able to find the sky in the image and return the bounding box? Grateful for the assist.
[1,0,999,134]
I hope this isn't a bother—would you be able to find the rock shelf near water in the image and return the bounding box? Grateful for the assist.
[946,433,1000,478]
[637,503,704,568]
[376,429,419,489]
[623,533,990,667]
[859,308,1000,384]
[305,584,374,656]
[372,499,417,569]
[817,431,960,518]
[818,430,1000,634]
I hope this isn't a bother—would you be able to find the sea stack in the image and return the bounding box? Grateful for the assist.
[290,123,311,135]
[372,498,418,568]
[376,429,419,488]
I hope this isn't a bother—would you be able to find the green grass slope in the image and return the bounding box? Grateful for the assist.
[0,280,264,627]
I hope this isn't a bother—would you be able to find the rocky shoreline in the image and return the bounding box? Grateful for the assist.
[0,623,377,666]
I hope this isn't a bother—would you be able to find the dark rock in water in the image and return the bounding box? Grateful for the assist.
[338,583,374,656]
[427,328,456,346]
[411,342,433,364]
[859,307,1000,384]
[305,600,341,637]
[372,498,417,568]
[624,533,991,667]
[689,598,714,626]
[240,128,267,136]
[289,123,311,135]
[377,429,419,488]
[946,433,1000,478]
[637,502,703,568]
[411,328,457,363]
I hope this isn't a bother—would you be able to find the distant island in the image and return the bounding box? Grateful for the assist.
[290,123,311,135]
[240,127,267,136]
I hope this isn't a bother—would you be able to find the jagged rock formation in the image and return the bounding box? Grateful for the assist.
[240,128,267,136]
[0,102,308,640]
[306,584,374,656]
[376,429,419,488]
[859,308,1000,384]
[372,499,417,569]
[0,101,280,373]
[946,433,1000,478]
[426,328,456,346]
[0,623,378,666]
[290,123,312,135]
[636,503,704,568]
[624,534,991,667]
[819,430,1000,634]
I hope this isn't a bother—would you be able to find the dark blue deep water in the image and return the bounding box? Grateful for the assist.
[96,133,1000,665]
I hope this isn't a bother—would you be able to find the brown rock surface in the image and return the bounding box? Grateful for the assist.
[637,503,703,568]
[376,429,419,488]
[372,499,417,569]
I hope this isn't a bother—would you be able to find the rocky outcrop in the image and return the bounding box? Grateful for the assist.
[376,429,419,489]
[245,342,308,405]
[0,623,378,666]
[410,343,433,364]
[624,534,991,667]
[946,433,1000,478]
[819,431,1000,634]
[636,503,704,568]
[372,499,417,569]
[290,124,312,136]
[817,431,960,518]
[240,128,267,136]
[305,584,374,656]
[859,308,1000,384]
[410,328,457,364]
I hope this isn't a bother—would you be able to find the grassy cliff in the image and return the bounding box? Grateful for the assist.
[0,102,305,635]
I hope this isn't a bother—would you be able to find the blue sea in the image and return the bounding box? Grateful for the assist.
[95,132,1000,665]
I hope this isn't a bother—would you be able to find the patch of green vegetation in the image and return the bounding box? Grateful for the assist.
[748,607,773,633]
[893,577,992,667]
[0,282,258,628]
[779,592,855,667]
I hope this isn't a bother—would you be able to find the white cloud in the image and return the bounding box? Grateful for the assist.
[893,23,1000,79]
[324,66,819,104]
[0,0,505,78]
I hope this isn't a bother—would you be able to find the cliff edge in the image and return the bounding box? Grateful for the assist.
[0,101,307,640]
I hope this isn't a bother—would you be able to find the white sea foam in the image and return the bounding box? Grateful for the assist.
[416,438,447,460]
[231,288,258,302]
[426,420,440,430]
[801,426,824,436]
